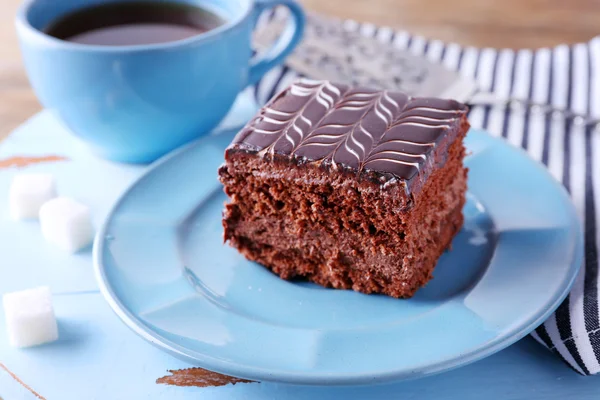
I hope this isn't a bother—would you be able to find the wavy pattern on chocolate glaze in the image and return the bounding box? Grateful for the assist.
[232,79,468,181]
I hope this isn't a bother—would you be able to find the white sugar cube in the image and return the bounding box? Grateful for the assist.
[9,173,57,220]
[39,197,94,253]
[3,287,58,348]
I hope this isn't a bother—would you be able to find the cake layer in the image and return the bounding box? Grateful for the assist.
[229,204,464,298]
[221,133,467,298]
[219,80,469,298]
[225,168,465,298]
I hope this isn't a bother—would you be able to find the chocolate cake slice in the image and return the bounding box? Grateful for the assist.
[218,80,469,298]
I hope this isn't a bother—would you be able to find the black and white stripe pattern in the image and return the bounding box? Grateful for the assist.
[253,18,600,375]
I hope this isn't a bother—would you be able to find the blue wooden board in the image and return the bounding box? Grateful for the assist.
[1,96,599,398]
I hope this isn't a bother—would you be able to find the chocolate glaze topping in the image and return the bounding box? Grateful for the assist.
[230,79,468,182]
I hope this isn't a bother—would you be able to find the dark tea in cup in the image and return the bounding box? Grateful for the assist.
[44,1,225,46]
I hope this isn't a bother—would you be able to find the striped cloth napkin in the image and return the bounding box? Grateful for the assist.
[254,18,600,375]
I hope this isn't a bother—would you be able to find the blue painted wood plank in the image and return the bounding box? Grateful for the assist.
[1,291,599,400]
[0,107,599,399]
[0,366,38,400]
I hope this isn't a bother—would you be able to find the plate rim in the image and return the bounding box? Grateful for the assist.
[93,129,583,385]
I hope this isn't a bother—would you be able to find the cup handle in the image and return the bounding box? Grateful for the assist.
[247,0,305,86]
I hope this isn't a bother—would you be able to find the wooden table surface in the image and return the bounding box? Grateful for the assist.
[1,0,599,141]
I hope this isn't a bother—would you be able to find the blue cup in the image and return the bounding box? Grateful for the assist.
[16,0,304,163]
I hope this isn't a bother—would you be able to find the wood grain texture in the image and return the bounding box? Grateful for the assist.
[0,155,68,169]
[0,363,46,400]
[156,368,254,387]
[300,0,600,48]
[0,0,42,141]
[1,0,598,143]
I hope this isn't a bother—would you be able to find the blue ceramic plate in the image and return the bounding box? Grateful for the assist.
[94,128,582,385]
